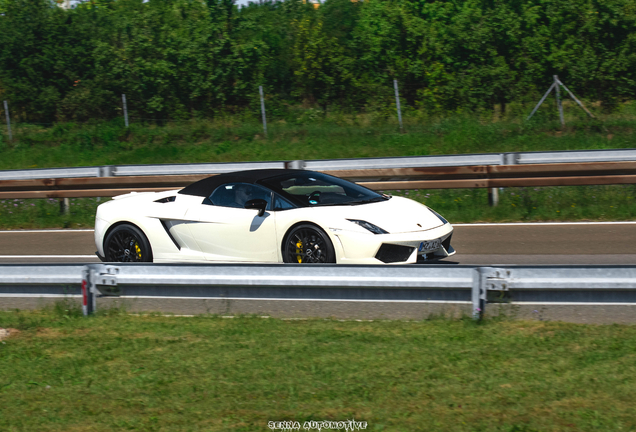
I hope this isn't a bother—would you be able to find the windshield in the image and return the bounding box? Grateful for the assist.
[259,171,388,207]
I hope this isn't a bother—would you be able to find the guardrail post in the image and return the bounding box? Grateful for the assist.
[472,268,484,320]
[81,266,95,316]
[488,188,499,207]
[59,198,70,215]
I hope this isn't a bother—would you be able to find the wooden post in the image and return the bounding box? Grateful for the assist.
[393,79,404,133]
[259,86,268,138]
[122,94,129,128]
[554,75,564,127]
[3,100,12,141]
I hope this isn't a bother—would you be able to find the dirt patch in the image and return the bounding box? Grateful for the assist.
[0,328,20,340]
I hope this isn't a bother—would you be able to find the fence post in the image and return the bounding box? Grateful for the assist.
[259,86,268,138]
[122,94,129,128]
[526,82,556,121]
[3,100,12,141]
[554,75,564,127]
[556,78,595,119]
[393,79,404,133]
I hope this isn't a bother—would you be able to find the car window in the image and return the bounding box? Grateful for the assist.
[273,194,295,211]
[207,183,272,210]
[260,172,387,207]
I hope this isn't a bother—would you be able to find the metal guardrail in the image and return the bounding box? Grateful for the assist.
[113,161,285,177]
[513,148,636,165]
[3,161,636,199]
[305,153,504,170]
[2,264,636,319]
[0,264,83,296]
[0,166,102,181]
[2,148,636,181]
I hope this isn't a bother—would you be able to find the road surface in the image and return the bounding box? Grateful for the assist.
[0,222,635,265]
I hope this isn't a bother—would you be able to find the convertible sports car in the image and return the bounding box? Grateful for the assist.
[95,169,455,264]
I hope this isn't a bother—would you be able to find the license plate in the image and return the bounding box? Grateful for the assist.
[418,238,442,253]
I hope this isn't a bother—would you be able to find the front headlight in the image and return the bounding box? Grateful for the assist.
[428,208,448,224]
[347,219,389,234]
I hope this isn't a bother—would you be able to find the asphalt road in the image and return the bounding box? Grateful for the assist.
[0,222,635,264]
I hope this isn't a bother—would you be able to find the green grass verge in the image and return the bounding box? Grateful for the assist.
[0,197,100,229]
[0,108,634,170]
[1,307,636,431]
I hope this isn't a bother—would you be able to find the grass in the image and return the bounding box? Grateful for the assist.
[0,197,101,229]
[390,184,636,223]
[0,103,634,170]
[1,307,636,431]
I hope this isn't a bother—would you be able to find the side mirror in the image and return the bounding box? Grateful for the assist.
[244,199,268,217]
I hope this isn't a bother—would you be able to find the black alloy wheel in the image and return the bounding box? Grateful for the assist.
[104,224,153,262]
[283,224,335,264]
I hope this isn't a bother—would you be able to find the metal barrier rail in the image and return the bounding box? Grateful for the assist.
[3,161,636,199]
[2,264,636,319]
[0,264,83,297]
[2,148,636,181]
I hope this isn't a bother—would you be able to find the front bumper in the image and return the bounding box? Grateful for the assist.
[333,223,455,264]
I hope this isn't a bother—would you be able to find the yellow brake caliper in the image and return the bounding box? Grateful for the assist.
[296,240,303,263]
[134,242,142,259]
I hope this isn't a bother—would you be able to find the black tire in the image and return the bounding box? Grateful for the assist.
[283,224,335,264]
[104,224,153,262]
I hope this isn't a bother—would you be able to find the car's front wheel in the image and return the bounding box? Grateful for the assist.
[283,224,335,264]
[104,224,153,262]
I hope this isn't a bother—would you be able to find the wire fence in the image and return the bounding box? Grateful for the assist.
[1,88,405,136]
[0,78,600,142]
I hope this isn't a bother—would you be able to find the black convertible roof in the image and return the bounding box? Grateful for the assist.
[178,169,306,197]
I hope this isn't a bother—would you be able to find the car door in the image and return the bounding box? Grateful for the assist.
[184,183,279,262]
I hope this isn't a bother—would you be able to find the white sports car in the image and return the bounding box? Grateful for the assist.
[95,169,455,264]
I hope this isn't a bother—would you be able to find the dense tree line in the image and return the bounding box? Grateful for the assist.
[1,0,635,123]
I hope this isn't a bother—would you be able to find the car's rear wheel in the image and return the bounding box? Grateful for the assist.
[104,224,153,262]
[283,224,335,264]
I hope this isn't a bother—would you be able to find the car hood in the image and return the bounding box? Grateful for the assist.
[333,196,445,234]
